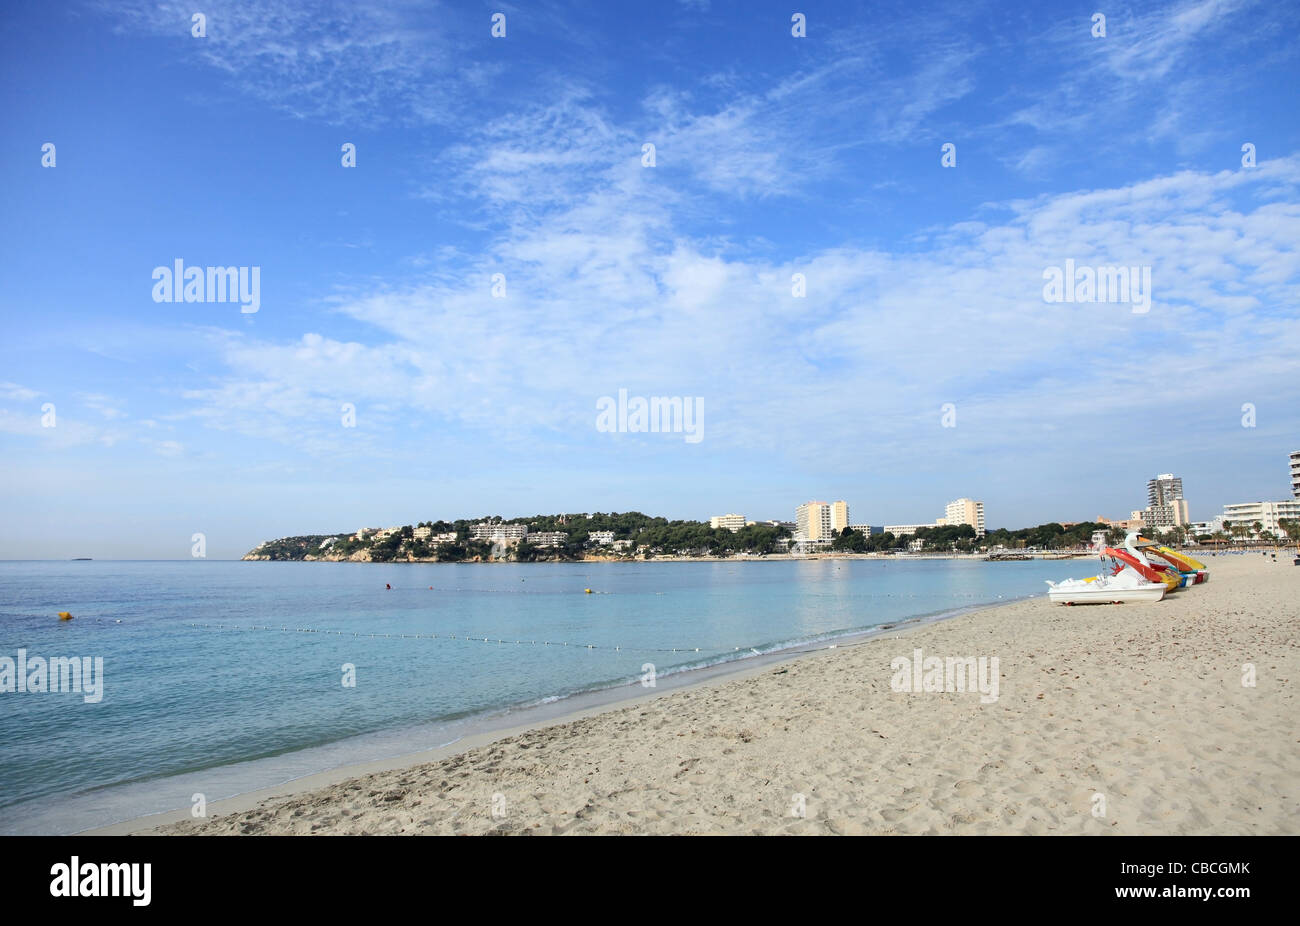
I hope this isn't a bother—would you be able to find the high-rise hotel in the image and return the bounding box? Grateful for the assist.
[942,498,986,537]
[1143,473,1189,531]
[796,500,850,541]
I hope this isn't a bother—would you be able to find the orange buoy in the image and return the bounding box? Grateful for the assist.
[58,611,73,621]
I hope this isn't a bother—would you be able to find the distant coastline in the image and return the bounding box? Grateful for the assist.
[239,512,1149,564]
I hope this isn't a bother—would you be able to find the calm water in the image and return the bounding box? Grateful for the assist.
[0,557,1074,833]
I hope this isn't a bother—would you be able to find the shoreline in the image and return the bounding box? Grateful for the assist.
[93,553,1299,834]
[83,597,1001,836]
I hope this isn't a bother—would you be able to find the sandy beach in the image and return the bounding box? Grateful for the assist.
[125,553,1297,835]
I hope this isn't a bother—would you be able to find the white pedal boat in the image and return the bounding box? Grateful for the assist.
[1045,568,1167,605]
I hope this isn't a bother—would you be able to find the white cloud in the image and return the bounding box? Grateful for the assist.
[168,155,1300,476]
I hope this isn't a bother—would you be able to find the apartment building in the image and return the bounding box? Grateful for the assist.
[709,514,746,532]
[527,531,569,547]
[1143,474,1189,529]
[883,524,932,537]
[796,501,850,540]
[943,498,986,537]
[1221,500,1300,536]
[469,522,529,542]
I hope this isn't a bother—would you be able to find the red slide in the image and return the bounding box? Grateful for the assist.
[1103,547,1166,584]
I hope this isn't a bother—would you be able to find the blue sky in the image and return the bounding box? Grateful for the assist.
[2,0,1298,558]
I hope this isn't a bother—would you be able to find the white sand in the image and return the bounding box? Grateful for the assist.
[135,553,1297,835]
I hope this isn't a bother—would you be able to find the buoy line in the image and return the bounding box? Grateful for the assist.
[184,621,723,655]
[183,620,901,659]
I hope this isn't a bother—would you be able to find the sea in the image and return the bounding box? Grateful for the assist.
[0,556,1078,833]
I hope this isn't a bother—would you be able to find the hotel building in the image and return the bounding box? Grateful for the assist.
[1221,500,1300,536]
[942,498,986,537]
[1147,474,1184,509]
[709,514,746,532]
[883,524,933,537]
[469,522,529,542]
[1141,473,1190,531]
[527,531,569,547]
[1291,450,1299,499]
[795,501,850,541]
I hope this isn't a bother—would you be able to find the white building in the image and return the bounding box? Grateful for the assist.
[1291,450,1299,500]
[883,524,932,537]
[528,531,568,547]
[1188,518,1225,537]
[470,522,529,541]
[1221,500,1300,537]
[588,530,616,545]
[709,514,746,532]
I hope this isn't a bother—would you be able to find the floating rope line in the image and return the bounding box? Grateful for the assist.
[184,621,732,655]
[184,603,963,658]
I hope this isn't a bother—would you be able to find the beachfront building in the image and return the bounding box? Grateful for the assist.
[528,531,568,547]
[1221,500,1300,538]
[469,521,529,542]
[797,500,851,540]
[883,524,932,537]
[1141,473,1189,532]
[747,519,795,532]
[943,498,986,537]
[1188,518,1225,537]
[1291,450,1299,499]
[849,524,880,536]
[796,501,830,540]
[1142,501,1189,533]
[588,530,616,545]
[709,514,746,532]
[1148,474,1184,509]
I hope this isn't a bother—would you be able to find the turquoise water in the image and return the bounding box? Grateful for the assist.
[0,557,1074,833]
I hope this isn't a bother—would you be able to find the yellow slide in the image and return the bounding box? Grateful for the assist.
[1158,546,1205,571]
